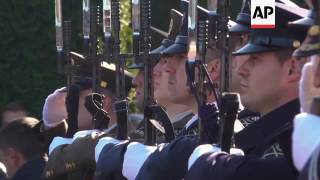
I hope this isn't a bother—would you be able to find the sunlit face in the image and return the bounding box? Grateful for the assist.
[237,52,288,113]
[164,54,190,104]
[230,34,250,93]
[153,57,171,105]
[132,70,144,109]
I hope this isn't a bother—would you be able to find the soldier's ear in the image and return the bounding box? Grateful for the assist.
[286,58,301,83]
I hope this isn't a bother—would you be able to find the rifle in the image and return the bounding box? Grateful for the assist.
[216,0,240,152]
[141,0,156,145]
[110,0,130,140]
[184,0,221,143]
[55,0,80,137]
[132,0,141,62]
[83,0,91,57]
[55,0,64,76]
[82,0,108,130]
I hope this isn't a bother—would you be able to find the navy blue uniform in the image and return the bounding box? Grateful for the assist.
[186,99,300,180]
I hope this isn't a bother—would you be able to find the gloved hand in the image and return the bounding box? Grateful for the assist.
[84,93,110,129]
[292,113,320,171]
[199,103,219,144]
[42,87,67,128]
[299,56,320,113]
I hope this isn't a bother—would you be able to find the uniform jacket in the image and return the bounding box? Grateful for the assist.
[186,99,300,180]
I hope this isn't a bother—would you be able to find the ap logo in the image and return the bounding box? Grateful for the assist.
[251,0,275,28]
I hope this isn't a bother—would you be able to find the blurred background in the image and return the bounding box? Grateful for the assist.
[0,0,306,118]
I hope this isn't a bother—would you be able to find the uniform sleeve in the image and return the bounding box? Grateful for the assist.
[186,153,297,180]
[135,136,199,180]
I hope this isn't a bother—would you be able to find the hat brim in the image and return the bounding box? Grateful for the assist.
[161,43,187,55]
[289,17,315,29]
[232,42,285,56]
[127,63,144,69]
[230,23,250,34]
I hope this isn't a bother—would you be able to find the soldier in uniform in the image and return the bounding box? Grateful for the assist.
[43,8,185,180]
[186,2,309,180]
[0,117,46,180]
[128,9,195,141]
[42,57,133,180]
[290,6,320,178]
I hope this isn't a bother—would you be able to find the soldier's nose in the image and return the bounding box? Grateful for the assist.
[238,63,249,78]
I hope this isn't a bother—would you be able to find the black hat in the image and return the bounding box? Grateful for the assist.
[150,9,184,55]
[161,35,188,55]
[233,3,308,56]
[70,52,134,96]
[230,0,251,34]
[293,25,320,57]
[230,0,301,34]
[127,26,167,69]
[127,9,184,69]
[161,0,213,56]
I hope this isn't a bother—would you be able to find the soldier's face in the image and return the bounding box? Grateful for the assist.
[154,57,171,105]
[230,34,250,93]
[132,70,144,109]
[165,54,190,104]
[237,52,288,115]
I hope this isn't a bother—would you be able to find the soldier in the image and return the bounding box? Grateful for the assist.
[42,57,133,180]
[186,2,309,180]
[290,10,320,178]
[0,117,46,180]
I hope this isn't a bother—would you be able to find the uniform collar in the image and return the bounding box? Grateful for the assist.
[235,99,300,153]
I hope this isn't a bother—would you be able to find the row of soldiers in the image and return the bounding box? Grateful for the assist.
[0,0,319,179]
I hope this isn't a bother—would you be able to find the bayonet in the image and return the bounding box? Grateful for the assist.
[132,0,140,57]
[83,0,91,56]
[187,0,198,63]
[55,0,64,75]
[103,0,112,62]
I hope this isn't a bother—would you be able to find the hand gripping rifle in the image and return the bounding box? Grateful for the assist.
[55,0,80,137]
[216,0,240,152]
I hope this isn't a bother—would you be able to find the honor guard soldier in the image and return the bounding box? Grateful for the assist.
[290,3,320,177]
[43,54,133,180]
[187,2,309,180]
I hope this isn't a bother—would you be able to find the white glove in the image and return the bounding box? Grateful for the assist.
[122,142,157,180]
[188,144,244,170]
[299,56,320,113]
[292,113,320,171]
[42,87,67,128]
